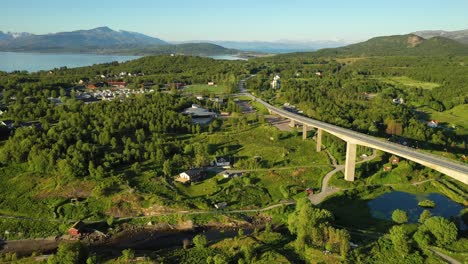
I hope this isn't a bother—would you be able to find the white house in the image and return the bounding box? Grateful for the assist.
[427,120,439,128]
[213,157,231,168]
[271,75,281,89]
[179,168,205,182]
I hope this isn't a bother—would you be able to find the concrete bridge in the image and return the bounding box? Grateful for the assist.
[238,81,468,184]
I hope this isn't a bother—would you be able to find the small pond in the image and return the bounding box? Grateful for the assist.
[368,191,466,230]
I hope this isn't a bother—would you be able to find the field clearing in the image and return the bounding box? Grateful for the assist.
[175,125,331,203]
[417,104,468,128]
[374,76,440,90]
[184,84,227,94]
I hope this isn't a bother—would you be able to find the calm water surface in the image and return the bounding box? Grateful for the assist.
[0,52,140,72]
[368,191,466,230]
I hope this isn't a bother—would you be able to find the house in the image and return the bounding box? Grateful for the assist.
[166,83,186,89]
[78,78,89,85]
[1,120,15,129]
[306,188,314,195]
[178,168,206,182]
[86,84,97,89]
[182,105,217,125]
[383,165,392,172]
[389,156,400,165]
[68,221,85,237]
[271,75,281,89]
[196,95,204,100]
[213,157,231,168]
[315,71,323,77]
[427,120,439,128]
[208,97,224,103]
[208,81,215,86]
[107,81,127,88]
[214,202,227,209]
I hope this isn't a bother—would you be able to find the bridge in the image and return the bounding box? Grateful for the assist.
[238,79,468,185]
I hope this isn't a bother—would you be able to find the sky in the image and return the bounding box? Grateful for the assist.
[1,0,467,43]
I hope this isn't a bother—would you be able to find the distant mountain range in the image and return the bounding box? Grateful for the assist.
[175,40,348,53]
[0,27,235,56]
[413,29,468,44]
[313,34,468,57]
[1,27,468,56]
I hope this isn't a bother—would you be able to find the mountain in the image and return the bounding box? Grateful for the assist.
[0,27,238,56]
[0,31,32,41]
[413,29,468,44]
[313,34,468,57]
[0,27,168,51]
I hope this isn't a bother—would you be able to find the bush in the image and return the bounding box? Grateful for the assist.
[418,199,436,208]
[391,209,408,224]
[193,234,208,248]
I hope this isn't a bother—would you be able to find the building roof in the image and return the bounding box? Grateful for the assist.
[183,106,216,117]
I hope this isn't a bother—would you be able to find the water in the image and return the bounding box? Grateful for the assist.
[0,52,140,72]
[209,55,247,61]
[368,191,466,230]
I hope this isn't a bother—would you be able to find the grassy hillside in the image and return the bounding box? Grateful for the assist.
[314,34,468,57]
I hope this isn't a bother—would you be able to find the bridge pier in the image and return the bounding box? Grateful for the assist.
[316,128,322,152]
[303,124,308,140]
[345,142,357,181]
[289,119,296,128]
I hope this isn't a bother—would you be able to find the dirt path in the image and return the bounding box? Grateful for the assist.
[309,149,377,205]
[430,248,462,264]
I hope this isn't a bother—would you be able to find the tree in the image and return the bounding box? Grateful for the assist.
[423,216,458,246]
[48,242,88,264]
[192,234,208,248]
[392,209,408,224]
[120,249,135,262]
[418,210,431,223]
[288,197,333,249]
[389,225,410,256]
[162,159,173,176]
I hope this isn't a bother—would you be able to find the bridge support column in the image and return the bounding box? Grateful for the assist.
[289,119,295,128]
[345,142,357,181]
[303,124,308,140]
[316,128,322,152]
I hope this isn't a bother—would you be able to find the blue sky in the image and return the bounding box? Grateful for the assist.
[1,0,467,42]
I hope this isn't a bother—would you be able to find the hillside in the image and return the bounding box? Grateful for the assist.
[414,29,468,44]
[313,34,468,57]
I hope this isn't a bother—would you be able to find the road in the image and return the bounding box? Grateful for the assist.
[238,78,468,184]
[309,150,377,205]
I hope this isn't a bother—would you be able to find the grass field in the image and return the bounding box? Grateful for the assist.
[374,76,440,90]
[184,84,227,94]
[417,104,468,128]
[174,125,331,206]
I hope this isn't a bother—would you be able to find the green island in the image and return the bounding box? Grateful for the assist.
[0,34,467,264]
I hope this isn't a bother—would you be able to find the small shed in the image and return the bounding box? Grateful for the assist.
[68,221,85,237]
[389,156,400,165]
[383,165,392,172]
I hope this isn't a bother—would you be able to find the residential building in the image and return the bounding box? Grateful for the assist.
[178,168,206,182]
